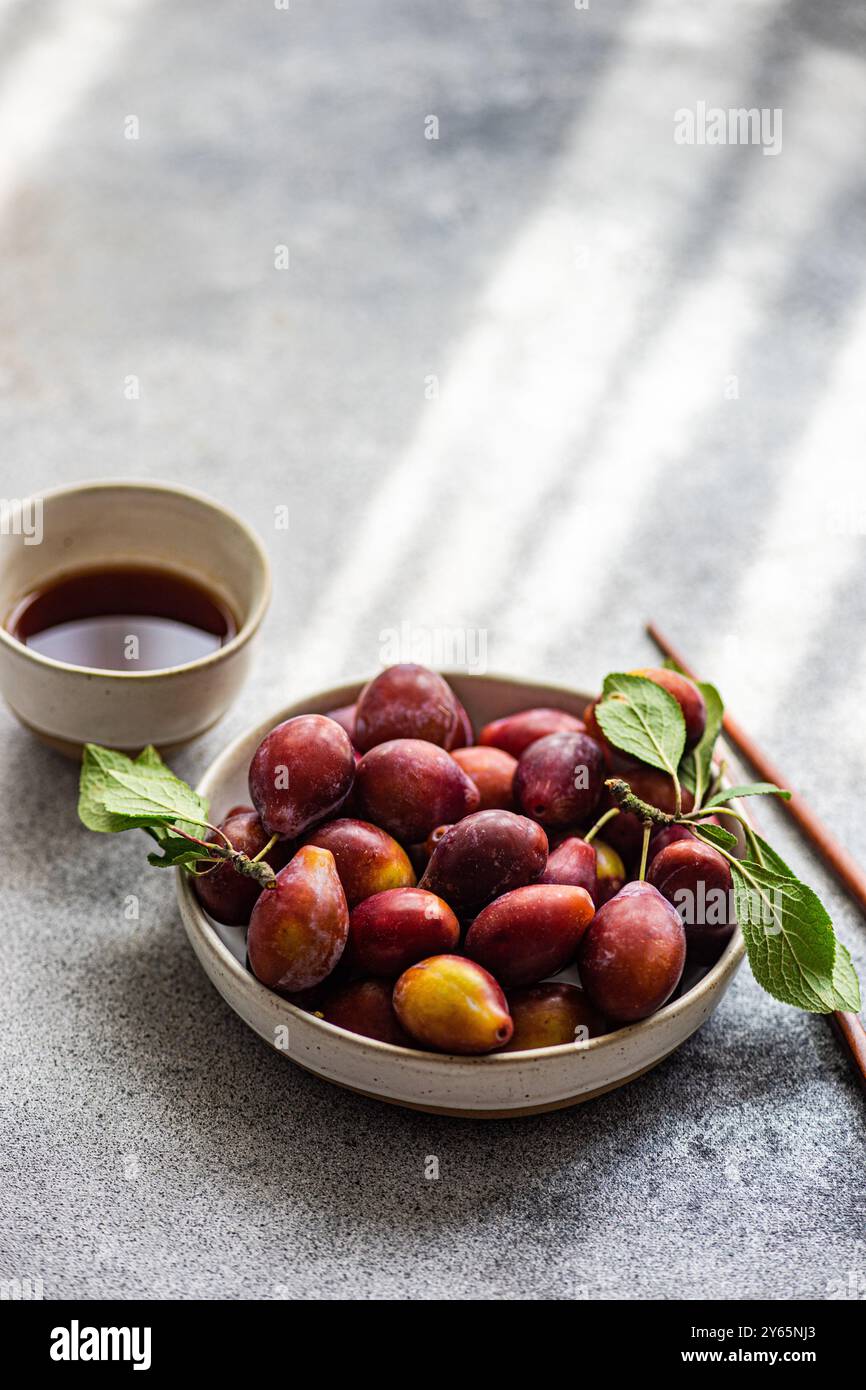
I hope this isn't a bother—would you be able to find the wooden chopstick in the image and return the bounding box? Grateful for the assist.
[646,621,866,1096]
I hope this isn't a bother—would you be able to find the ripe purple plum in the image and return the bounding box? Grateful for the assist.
[648,815,721,865]
[247,845,349,992]
[418,809,548,918]
[514,731,605,828]
[302,818,415,908]
[354,664,460,752]
[449,697,475,751]
[478,706,586,759]
[407,823,451,876]
[324,703,357,741]
[593,837,626,905]
[348,887,460,977]
[451,745,517,812]
[249,714,355,839]
[503,983,608,1051]
[629,667,707,750]
[393,955,513,1054]
[578,881,686,1022]
[465,883,595,987]
[355,739,479,844]
[648,823,697,859]
[322,978,411,1045]
[540,835,597,899]
[647,838,736,964]
[423,823,452,859]
[193,808,290,926]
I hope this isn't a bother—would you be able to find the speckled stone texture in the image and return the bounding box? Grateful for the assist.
[1,0,865,1300]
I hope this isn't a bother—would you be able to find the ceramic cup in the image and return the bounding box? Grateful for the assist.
[0,479,270,755]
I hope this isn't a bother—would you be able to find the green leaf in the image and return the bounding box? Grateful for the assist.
[747,832,792,876]
[832,941,862,1013]
[679,682,723,807]
[78,743,209,837]
[146,835,211,869]
[730,859,858,1013]
[693,822,739,853]
[101,763,210,831]
[596,674,686,779]
[78,745,143,833]
[133,747,177,843]
[705,782,791,809]
[136,744,166,770]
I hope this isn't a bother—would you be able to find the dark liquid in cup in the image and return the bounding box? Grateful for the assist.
[7,565,237,671]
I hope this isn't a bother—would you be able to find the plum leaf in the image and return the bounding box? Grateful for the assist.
[705,782,791,809]
[693,822,739,853]
[679,681,723,807]
[79,743,209,836]
[730,859,860,1013]
[147,837,209,868]
[596,673,685,779]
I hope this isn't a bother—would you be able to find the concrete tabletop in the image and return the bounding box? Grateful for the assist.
[1,0,864,1300]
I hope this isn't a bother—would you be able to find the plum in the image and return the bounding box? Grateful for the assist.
[355,739,479,844]
[249,714,355,839]
[302,818,415,907]
[648,816,721,865]
[464,883,595,987]
[593,837,626,905]
[348,887,460,977]
[503,983,608,1050]
[393,955,513,1054]
[247,845,349,992]
[578,881,685,1022]
[418,809,548,918]
[423,823,452,859]
[407,823,451,876]
[324,702,357,741]
[648,823,697,859]
[647,838,736,964]
[354,664,460,752]
[193,808,290,926]
[514,731,604,828]
[449,697,475,751]
[478,706,586,759]
[540,835,597,899]
[322,978,411,1045]
[629,667,707,750]
[451,745,517,811]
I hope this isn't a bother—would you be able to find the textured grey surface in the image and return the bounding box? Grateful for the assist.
[1,0,865,1300]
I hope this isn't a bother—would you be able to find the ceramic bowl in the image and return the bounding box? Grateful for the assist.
[176,672,747,1117]
[0,479,270,755]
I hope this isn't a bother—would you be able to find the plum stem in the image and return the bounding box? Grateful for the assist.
[225,851,277,889]
[170,823,277,888]
[171,823,221,854]
[638,823,652,881]
[605,778,675,826]
[250,833,280,864]
[584,806,620,845]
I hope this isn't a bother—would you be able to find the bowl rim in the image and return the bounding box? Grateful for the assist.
[0,478,272,681]
[177,671,747,1066]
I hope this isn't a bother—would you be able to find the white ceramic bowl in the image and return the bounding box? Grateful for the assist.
[177,673,747,1117]
[0,480,270,755]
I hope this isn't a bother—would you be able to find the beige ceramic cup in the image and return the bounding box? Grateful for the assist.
[0,479,270,755]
